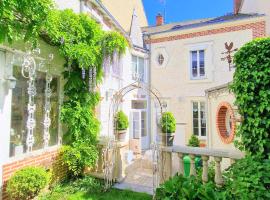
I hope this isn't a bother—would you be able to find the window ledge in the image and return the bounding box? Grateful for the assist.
[5,145,60,164]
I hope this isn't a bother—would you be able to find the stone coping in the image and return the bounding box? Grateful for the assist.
[162,145,244,159]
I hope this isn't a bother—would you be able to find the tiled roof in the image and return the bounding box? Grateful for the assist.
[142,13,264,35]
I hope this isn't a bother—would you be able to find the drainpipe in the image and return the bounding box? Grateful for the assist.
[146,34,153,146]
[80,0,84,13]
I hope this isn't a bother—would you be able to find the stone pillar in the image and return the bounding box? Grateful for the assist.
[189,154,196,176]
[202,155,209,183]
[160,151,172,183]
[214,157,223,187]
[178,153,184,175]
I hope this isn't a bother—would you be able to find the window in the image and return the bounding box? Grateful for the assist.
[192,102,206,137]
[191,50,205,79]
[132,55,145,82]
[10,65,60,157]
[216,102,236,144]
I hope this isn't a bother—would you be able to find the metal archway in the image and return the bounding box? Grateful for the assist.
[103,80,164,194]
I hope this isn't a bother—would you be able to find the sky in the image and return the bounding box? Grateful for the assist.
[142,0,233,26]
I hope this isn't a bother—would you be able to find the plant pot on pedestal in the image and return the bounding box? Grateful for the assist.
[160,112,176,147]
[162,133,175,146]
[117,130,126,142]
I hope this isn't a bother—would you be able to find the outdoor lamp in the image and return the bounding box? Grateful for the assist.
[6,75,17,89]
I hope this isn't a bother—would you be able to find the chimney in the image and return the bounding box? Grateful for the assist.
[156,13,164,26]
[234,0,242,15]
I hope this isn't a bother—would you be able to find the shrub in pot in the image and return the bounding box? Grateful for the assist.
[115,111,129,142]
[6,166,50,200]
[161,112,176,146]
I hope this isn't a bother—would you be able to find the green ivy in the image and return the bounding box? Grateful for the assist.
[1,2,128,178]
[42,9,128,176]
[0,0,53,44]
[231,38,270,159]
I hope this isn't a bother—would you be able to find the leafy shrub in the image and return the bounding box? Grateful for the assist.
[6,166,50,200]
[115,111,129,130]
[156,174,227,200]
[231,38,270,158]
[223,155,270,200]
[161,112,176,134]
[60,144,98,177]
[188,134,200,147]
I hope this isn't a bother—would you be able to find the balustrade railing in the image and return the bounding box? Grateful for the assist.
[160,146,244,187]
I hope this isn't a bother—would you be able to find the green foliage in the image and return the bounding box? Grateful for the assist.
[39,175,152,200]
[188,134,200,147]
[7,166,50,200]
[115,111,129,131]
[0,0,53,44]
[231,38,270,158]
[60,144,98,177]
[156,174,227,200]
[161,112,176,134]
[42,9,128,178]
[223,156,270,200]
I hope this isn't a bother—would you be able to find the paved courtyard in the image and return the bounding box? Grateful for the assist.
[114,151,154,195]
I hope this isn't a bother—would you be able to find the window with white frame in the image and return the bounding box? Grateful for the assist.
[191,50,205,79]
[192,102,206,137]
[9,65,60,157]
[132,55,145,82]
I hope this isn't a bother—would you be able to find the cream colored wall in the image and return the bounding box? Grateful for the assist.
[207,89,238,170]
[207,90,236,150]
[101,0,148,31]
[240,0,270,35]
[150,27,253,146]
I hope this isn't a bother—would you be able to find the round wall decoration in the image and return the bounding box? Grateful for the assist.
[216,102,236,144]
[157,54,164,66]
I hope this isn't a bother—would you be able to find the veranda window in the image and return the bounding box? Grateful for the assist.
[192,102,206,137]
[10,65,60,157]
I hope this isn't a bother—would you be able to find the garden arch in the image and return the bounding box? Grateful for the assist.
[104,80,165,193]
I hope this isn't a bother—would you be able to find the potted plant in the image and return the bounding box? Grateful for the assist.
[160,112,176,146]
[115,111,129,142]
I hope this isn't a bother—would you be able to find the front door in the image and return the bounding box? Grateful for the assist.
[130,110,149,151]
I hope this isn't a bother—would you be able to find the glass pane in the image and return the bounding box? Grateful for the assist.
[193,102,198,118]
[193,119,199,128]
[10,65,28,157]
[133,112,140,139]
[132,56,137,80]
[33,71,46,151]
[193,127,199,136]
[199,50,205,76]
[49,76,60,146]
[138,57,144,81]
[201,128,206,136]
[191,51,197,77]
[141,111,147,137]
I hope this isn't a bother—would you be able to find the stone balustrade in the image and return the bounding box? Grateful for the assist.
[160,146,244,187]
